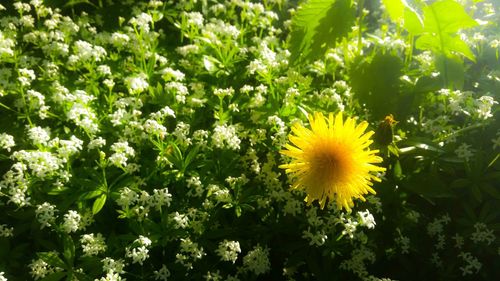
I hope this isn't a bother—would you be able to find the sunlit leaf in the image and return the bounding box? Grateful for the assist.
[381,0,423,33]
[415,0,477,61]
[289,0,355,64]
[92,194,107,215]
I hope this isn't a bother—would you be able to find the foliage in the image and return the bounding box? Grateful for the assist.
[0,0,498,280]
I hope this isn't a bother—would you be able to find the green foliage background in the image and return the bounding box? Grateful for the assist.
[0,0,499,280]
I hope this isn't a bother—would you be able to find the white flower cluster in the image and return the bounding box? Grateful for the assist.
[458,252,482,276]
[175,238,205,269]
[62,210,81,233]
[125,73,149,95]
[0,224,14,237]
[357,209,376,229]
[0,133,15,151]
[242,245,270,276]
[35,202,58,229]
[68,40,107,65]
[80,233,107,257]
[109,141,135,168]
[212,124,241,150]
[126,235,152,265]
[215,240,241,263]
[116,187,172,220]
[470,223,496,245]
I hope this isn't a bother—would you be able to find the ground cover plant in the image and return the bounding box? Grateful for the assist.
[0,0,499,280]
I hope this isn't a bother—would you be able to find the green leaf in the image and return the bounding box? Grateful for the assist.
[92,194,107,215]
[349,53,403,119]
[421,0,477,34]
[434,54,465,88]
[79,189,104,200]
[382,0,423,33]
[289,0,355,64]
[393,160,403,180]
[403,6,423,34]
[38,252,67,269]
[62,234,75,267]
[40,272,66,281]
[415,0,477,61]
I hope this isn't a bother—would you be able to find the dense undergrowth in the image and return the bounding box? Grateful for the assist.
[0,0,499,280]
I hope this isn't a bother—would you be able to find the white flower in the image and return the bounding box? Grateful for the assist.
[101,258,125,274]
[470,223,495,245]
[212,124,241,150]
[475,95,497,119]
[88,137,106,150]
[0,224,14,237]
[35,202,58,229]
[62,210,81,233]
[144,119,167,138]
[109,141,135,167]
[0,133,15,151]
[126,235,152,265]
[18,68,36,87]
[458,252,482,276]
[172,212,189,229]
[455,143,474,161]
[243,245,270,276]
[80,233,107,256]
[29,258,53,280]
[130,13,153,32]
[116,187,138,208]
[153,265,171,281]
[12,150,62,179]
[151,188,172,210]
[28,126,51,146]
[215,240,241,263]
[0,272,7,281]
[0,31,15,58]
[125,73,149,95]
[357,209,376,229]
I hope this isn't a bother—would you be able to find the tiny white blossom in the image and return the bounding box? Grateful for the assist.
[215,240,241,263]
[62,210,81,233]
[242,245,270,276]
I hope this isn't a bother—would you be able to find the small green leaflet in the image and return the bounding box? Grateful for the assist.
[288,0,355,64]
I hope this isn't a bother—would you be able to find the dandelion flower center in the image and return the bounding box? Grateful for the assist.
[279,112,385,211]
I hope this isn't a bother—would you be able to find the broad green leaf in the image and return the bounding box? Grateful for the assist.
[289,0,355,64]
[415,0,477,61]
[403,6,423,34]
[416,33,475,61]
[92,194,107,215]
[349,53,403,119]
[382,0,423,33]
[435,54,465,88]
[382,0,405,22]
[421,0,478,34]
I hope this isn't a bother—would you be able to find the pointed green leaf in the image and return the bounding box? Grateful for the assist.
[403,7,423,34]
[92,194,107,215]
[422,0,477,34]
[382,0,423,33]
[415,0,477,61]
[382,0,405,22]
[62,234,75,266]
[289,0,355,64]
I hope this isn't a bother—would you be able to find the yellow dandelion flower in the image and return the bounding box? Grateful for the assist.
[279,112,386,211]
